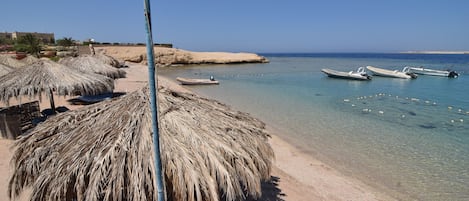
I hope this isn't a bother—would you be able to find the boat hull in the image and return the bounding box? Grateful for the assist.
[366,66,416,79]
[409,67,458,78]
[176,77,220,85]
[321,69,371,80]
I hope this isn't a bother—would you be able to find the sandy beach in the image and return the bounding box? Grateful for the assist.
[0,54,393,200]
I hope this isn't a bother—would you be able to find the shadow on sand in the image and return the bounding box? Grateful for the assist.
[245,176,286,201]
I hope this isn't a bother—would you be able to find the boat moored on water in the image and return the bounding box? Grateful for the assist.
[366,66,418,79]
[321,67,371,80]
[176,77,220,85]
[408,66,459,78]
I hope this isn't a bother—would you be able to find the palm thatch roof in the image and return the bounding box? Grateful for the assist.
[0,63,13,76]
[0,54,27,68]
[0,59,114,105]
[94,53,120,67]
[59,55,126,79]
[19,55,40,65]
[9,86,274,201]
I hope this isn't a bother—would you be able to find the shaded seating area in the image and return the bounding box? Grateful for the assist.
[0,101,41,139]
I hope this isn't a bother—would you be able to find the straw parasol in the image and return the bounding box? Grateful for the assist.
[0,63,13,76]
[94,53,121,67]
[0,54,27,68]
[59,55,126,79]
[18,55,40,65]
[9,86,274,201]
[0,59,114,113]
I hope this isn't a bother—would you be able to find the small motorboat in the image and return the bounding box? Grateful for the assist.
[321,67,371,80]
[176,77,219,85]
[408,66,458,78]
[366,66,417,79]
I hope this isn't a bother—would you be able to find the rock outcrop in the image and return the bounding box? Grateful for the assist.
[95,46,268,66]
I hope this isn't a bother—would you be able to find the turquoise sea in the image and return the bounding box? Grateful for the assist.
[159,53,469,201]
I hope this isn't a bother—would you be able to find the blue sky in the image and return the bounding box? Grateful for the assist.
[1,0,468,53]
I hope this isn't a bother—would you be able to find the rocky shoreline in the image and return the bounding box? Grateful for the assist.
[95,46,269,66]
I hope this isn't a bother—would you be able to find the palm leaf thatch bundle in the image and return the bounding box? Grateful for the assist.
[19,55,40,65]
[0,54,27,68]
[9,86,274,201]
[94,53,120,68]
[0,63,13,76]
[0,59,114,105]
[59,55,126,79]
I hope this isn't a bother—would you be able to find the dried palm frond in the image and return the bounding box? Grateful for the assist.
[19,55,40,65]
[94,53,120,68]
[59,55,126,79]
[0,59,114,105]
[0,63,13,76]
[0,54,27,68]
[9,86,274,201]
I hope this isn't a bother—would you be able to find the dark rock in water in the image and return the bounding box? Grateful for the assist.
[408,111,417,116]
[315,93,322,96]
[362,102,367,104]
[419,123,436,129]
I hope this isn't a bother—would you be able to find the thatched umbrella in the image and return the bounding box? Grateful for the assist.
[0,63,13,76]
[59,55,126,79]
[94,53,120,68]
[9,86,274,201]
[0,54,27,68]
[0,59,114,113]
[19,55,40,65]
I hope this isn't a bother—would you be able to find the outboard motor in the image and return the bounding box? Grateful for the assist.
[448,71,459,78]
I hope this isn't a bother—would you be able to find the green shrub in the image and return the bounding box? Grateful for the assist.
[49,56,60,62]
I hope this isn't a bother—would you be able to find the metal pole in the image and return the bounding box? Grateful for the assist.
[143,1,165,200]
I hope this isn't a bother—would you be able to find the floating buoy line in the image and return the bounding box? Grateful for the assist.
[339,92,467,131]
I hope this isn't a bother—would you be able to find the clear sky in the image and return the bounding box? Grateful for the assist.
[1,0,468,53]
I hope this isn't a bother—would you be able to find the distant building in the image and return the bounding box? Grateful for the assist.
[0,32,13,40]
[0,31,55,44]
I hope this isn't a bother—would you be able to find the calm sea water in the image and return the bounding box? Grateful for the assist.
[159,53,469,201]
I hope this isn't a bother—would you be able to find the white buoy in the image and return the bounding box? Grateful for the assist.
[401,115,406,118]
[344,99,350,102]
[379,111,384,114]
[451,120,455,123]
[448,106,453,110]
[460,119,464,122]
[425,101,430,104]
[458,109,462,113]
[351,104,355,107]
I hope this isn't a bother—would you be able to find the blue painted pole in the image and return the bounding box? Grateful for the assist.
[143,0,165,200]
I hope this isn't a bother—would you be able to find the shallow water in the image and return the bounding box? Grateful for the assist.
[159,53,469,200]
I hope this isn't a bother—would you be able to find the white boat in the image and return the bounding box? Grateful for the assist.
[366,66,417,79]
[321,67,371,80]
[176,77,219,85]
[408,67,458,78]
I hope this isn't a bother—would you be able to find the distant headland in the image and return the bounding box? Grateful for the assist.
[401,51,469,54]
